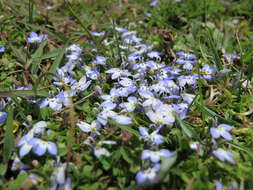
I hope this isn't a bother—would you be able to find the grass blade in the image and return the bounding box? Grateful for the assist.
[3,107,14,163]
[0,90,49,98]
[175,115,195,138]
[195,100,241,126]
[31,39,47,74]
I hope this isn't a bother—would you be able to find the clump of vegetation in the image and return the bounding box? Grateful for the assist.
[0,0,252,189]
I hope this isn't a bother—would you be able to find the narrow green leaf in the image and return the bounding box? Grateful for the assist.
[175,115,195,138]
[0,90,49,98]
[195,100,241,126]
[160,151,177,173]
[206,28,223,71]
[120,147,133,164]
[31,39,47,74]
[49,48,65,75]
[7,173,28,190]
[108,119,139,137]
[36,48,65,60]
[9,44,26,65]
[226,142,253,155]
[3,108,14,163]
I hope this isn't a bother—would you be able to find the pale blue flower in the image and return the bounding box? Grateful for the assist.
[71,76,91,93]
[210,124,233,141]
[0,112,7,123]
[66,44,82,54]
[91,31,105,37]
[142,149,172,163]
[0,45,5,52]
[213,148,235,164]
[147,51,161,60]
[77,120,101,136]
[119,96,138,112]
[139,127,164,145]
[176,51,197,59]
[105,68,131,80]
[93,56,107,65]
[136,164,160,184]
[27,32,47,43]
[145,104,175,125]
[30,138,57,156]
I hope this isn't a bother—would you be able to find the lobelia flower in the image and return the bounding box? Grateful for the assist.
[119,96,139,112]
[142,149,172,163]
[190,142,200,151]
[173,103,189,119]
[93,141,116,158]
[27,32,47,44]
[105,68,131,80]
[119,77,135,87]
[176,51,197,59]
[150,0,159,6]
[183,62,194,71]
[139,89,163,109]
[210,124,233,141]
[91,31,105,37]
[40,97,63,111]
[181,93,195,104]
[136,164,160,184]
[111,114,133,125]
[66,44,82,54]
[178,74,198,87]
[201,64,216,80]
[139,127,164,145]
[71,76,91,93]
[212,148,235,164]
[93,56,107,65]
[33,121,48,135]
[147,51,161,60]
[17,132,35,157]
[145,104,175,125]
[29,138,57,156]
[0,112,7,123]
[77,120,101,136]
[0,45,5,52]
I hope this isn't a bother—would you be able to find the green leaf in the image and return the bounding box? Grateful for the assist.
[48,47,65,76]
[160,151,177,174]
[0,165,7,176]
[39,48,65,60]
[6,172,28,190]
[31,39,47,74]
[9,44,26,65]
[226,142,253,155]
[175,115,195,138]
[3,108,14,163]
[0,90,49,98]
[120,147,133,164]
[107,118,139,137]
[195,100,241,126]
[206,28,223,71]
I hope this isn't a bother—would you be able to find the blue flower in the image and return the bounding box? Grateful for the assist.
[77,120,101,136]
[176,51,197,59]
[210,124,233,141]
[0,112,7,123]
[136,164,160,184]
[212,148,235,164]
[139,127,164,145]
[119,96,139,112]
[93,56,107,65]
[27,32,47,44]
[141,149,172,163]
[0,45,5,53]
[30,138,57,156]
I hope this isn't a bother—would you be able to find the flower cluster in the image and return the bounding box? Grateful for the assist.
[17,121,57,157]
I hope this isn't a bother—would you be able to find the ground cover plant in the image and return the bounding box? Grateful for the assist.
[0,0,253,189]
